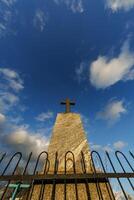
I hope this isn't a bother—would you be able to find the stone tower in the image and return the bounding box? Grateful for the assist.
[32,99,114,199]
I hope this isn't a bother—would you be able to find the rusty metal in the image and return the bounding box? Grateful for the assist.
[0,173,134,182]
[0,151,134,199]
[61,98,75,113]
[91,151,115,200]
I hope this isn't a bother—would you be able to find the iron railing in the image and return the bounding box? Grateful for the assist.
[0,151,134,199]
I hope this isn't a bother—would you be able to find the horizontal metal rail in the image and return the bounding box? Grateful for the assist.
[0,173,134,182]
[0,150,134,200]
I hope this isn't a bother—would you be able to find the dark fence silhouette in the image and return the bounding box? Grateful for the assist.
[0,151,134,199]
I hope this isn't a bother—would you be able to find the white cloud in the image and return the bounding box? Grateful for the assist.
[0,1,17,38]
[90,144,102,151]
[90,41,134,89]
[33,9,47,32]
[0,68,51,161]
[4,127,49,159]
[124,69,134,81]
[0,68,18,79]
[0,113,6,123]
[113,140,128,149]
[0,19,10,38]
[54,0,84,13]
[8,115,23,124]
[35,111,54,122]
[97,100,127,124]
[106,0,134,12]
[70,0,84,13]
[0,23,6,36]
[91,140,127,152]
[1,0,17,7]
[0,92,19,112]
[9,79,24,91]
[91,143,113,153]
[103,145,113,153]
[0,68,24,113]
[0,68,24,92]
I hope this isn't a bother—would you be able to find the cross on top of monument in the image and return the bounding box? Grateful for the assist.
[60,98,75,113]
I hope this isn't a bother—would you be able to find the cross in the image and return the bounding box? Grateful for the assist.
[60,98,75,113]
[9,183,30,200]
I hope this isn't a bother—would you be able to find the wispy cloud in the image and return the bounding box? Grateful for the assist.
[105,0,134,12]
[53,0,84,13]
[90,143,102,151]
[91,140,127,152]
[97,99,127,124]
[0,1,48,38]
[0,0,17,38]
[33,9,47,32]
[0,113,6,123]
[90,143,113,153]
[0,23,6,37]
[0,68,24,92]
[90,40,134,89]
[1,0,17,7]
[0,68,51,158]
[75,62,87,83]
[8,115,23,124]
[35,111,54,122]
[0,68,26,148]
[113,140,127,149]
[0,68,24,114]
[0,92,20,114]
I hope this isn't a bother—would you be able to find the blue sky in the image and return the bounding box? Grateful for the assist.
[0,0,134,158]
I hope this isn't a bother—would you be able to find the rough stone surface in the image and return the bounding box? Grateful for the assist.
[47,113,91,173]
[31,113,113,199]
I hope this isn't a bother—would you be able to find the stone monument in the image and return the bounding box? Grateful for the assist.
[32,98,113,199]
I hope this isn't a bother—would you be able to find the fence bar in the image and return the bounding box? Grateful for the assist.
[106,152,129,200]
[1,152,22,200]
[115,151,134,190]
[0,151,133,199]
[81,152,91,200]
[91,151,115,200]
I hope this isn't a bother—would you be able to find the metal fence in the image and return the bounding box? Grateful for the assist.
[0,151,134,199]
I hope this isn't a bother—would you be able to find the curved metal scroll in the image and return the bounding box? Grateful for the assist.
[115,151,134,190]
[26,151,49,200]
[106,151,129,200]
[1,152,22,200]
[64,151,78,200]
[91,151,115,200]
